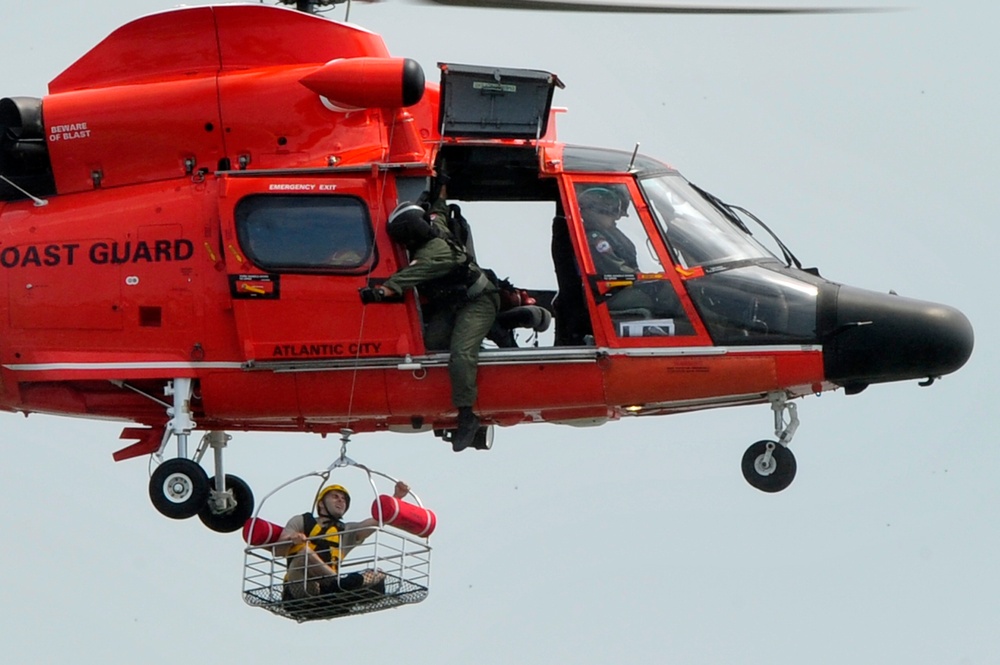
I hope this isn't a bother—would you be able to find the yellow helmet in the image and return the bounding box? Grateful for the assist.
[315,484,351,511]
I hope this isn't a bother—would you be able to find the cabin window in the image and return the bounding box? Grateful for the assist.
[234,195,374,273]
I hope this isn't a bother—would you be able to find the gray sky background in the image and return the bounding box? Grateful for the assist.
[2,1,997,663]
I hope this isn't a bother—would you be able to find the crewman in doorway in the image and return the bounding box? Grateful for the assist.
[360,187,499,452]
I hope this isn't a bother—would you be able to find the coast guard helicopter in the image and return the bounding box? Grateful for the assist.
[0,0,972,532]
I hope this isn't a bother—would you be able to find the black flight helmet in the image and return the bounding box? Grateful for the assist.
[387,202,437,249]
[579,186,626,219]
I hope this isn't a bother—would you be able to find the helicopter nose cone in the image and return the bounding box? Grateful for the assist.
[820,285,974,390]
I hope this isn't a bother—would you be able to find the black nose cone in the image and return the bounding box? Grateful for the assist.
[820,285,974,388]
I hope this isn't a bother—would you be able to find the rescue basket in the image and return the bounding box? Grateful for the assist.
[241,457,432,622]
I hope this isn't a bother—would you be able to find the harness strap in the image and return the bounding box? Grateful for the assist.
[466,271,490,298]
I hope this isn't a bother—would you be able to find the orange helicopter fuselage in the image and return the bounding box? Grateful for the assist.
[0,4,971,462]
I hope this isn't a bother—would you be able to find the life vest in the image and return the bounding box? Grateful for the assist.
[288,512,346,571]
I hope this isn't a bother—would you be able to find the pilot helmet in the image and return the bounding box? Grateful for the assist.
[316,484,351,511]
[387,202,437,249]
[579,186,626,219]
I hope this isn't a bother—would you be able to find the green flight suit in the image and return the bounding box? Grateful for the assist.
[383,203,499,409]
[587,223,639,276]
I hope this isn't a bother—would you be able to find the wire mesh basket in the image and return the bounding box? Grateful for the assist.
[241,454,432,622]
[243,525,430,622]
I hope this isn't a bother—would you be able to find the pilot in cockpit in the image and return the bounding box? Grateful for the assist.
[580,186,640,275]
[579,185,692,335]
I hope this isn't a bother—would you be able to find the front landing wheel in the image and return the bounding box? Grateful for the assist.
[741,439,796,493]
[149,458,210,519]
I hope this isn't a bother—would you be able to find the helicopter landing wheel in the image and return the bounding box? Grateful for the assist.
[741,439,796,493]
[472,425,494,451]
[149,458,210,519]
[198,474,255,533]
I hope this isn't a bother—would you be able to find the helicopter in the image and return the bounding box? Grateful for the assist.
[0,1,972,533]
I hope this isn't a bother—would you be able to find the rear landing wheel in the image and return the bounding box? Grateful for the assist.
[198,474,255,533]
[741,439,796,493]
[149,458,210,519]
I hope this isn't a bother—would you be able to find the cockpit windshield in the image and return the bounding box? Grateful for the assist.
[638,174,821,345]
[640,174,776,269]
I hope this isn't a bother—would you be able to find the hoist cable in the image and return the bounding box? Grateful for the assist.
[341,110,401,433]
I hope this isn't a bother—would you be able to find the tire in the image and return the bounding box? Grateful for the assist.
[198,474,255,533]
[741,439,796,493]
[149,458,210,519]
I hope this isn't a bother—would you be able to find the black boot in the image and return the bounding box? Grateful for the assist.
[452,407,479,452]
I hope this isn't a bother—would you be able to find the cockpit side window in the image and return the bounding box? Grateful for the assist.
[576,183,662,275]
[234,195,375,273]
[574,182,695,338]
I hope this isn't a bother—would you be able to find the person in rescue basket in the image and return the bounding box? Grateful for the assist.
[276,480,410,605]
[359,185,500,452]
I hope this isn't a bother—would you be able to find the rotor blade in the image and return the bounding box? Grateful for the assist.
[420,0,894,13]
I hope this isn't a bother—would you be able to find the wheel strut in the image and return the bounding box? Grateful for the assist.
[196,430,255,533]
[163,377,196,459]
[200,430,234,513]
[769,391,799,448]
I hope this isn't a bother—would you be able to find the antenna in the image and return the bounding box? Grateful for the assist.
[0,175,48,207]
[627,142,640,171]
